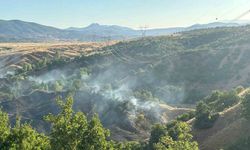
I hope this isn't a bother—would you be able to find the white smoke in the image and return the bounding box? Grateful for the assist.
[29,69,67,84]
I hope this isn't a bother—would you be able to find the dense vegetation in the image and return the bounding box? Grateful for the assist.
[2,88,245,149]
[0,96,198,150]
[148,121,198,150]
[194,90,240,129]
[174,89,242,130]
[6,25,250,104]
[194,101,219,129]
[15,51,70,77]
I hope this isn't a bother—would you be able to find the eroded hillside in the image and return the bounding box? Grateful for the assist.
[1,25,250,141]
[0,42,112,77]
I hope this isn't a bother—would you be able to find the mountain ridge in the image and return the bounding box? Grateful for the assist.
[0,19,243,42]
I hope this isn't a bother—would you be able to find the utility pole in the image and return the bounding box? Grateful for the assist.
[139,25,148,38]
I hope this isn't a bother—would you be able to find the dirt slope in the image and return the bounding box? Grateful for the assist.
[191,89,250,150]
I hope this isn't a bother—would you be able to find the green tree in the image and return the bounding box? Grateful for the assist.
[203,90,240,112]
[212,91,240,112]
[78,114,111,150]
[44,96,88,150]
[153,133,198,150]
[176,111,195,122]
[0,109,10,145]
[166,121,192,141]
[148,124,167,150]
[4,124,50,150]
[153,136,174,150]
[152,121,198,150]
[79,67,90,79]
[194,101,218,129]
[1,116,50,150]
[122,141,142,150]
[45,96,113,150]
[114,141,143,150]
[203,90,222,104]
[53,81,63,92]
[167,140,198,150]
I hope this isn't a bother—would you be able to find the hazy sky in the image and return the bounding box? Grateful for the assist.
[0,0,250,29]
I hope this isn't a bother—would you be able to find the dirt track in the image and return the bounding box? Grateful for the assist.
[191,88,250,150]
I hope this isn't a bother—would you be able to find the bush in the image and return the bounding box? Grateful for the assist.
[194,101,219,129]
[203,90,240,112]
[148,124,167,149]
[150,121,198,150]
[176,111,195,122]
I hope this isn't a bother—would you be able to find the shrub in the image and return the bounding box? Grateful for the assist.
[194,101,219,129]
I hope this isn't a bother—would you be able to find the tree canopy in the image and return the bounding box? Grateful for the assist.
[0,96,199,150]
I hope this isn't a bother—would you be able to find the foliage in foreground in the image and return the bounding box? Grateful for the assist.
[0,114,50,150]
[148,121,198,150]
[0,96,198,150]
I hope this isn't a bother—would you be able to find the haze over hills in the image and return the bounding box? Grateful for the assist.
[0,19,242,42]
[3,0,250,149]
[1,20,250,149]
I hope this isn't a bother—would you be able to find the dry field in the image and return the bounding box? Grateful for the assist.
[0,42,115,75]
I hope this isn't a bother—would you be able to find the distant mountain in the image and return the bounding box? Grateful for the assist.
[187,22,240,30]
[146,27,185,36]
[0,20,69,42]
[67,23,139,40]
[146,22,240,36]
[0,20,243,42]
[67,23,135,34]
[67,22,241,38]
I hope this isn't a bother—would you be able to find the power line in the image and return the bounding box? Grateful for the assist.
[139,25,148,38]
[233,9,250,21]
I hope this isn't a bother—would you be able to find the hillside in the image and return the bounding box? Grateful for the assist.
[0,25,250,141]
[195,105,250,150]
[190,89,250,150]
[0,20,72,42]
[0,42,111,77]
[101,25,250,103]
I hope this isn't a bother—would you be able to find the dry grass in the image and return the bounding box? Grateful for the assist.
[190,88,250,150]
[194,103,250,150]
[0,42,116,72]
[159,103,194,123]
